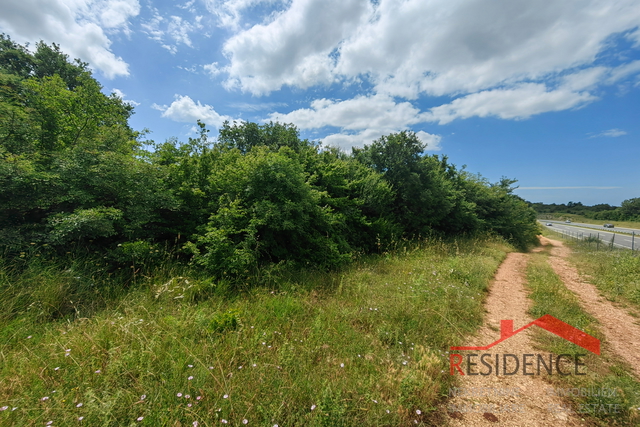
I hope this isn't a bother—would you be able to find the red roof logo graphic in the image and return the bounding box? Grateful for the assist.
[450,314,600,355]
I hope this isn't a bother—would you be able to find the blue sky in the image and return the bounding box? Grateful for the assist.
[2,0,639,206]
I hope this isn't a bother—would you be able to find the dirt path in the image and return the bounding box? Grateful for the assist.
[446,252,582,426]
[540,236,640,378]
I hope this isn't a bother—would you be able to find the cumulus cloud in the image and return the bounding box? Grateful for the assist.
[269,94,441,150]
[222,0,640,99]
[111,88,140,107]
[270,95,422,130]
[204,62,225,77]
[336,0,640,98]
[208,0,640,141]
[424,84,597,124]
[0,0,139,78]
[223,0,371,94]
[319,128,441,152]
[154,95,231,128]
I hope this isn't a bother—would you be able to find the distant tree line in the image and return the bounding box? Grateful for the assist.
[530,200,640,221]
[0,34,539,282]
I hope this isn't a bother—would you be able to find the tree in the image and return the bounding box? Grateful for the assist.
[353,131,455,235]
[188,146,350,277]
[620,198,640,220]
[0,36,171,250]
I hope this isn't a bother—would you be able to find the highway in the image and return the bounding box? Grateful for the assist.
[541,220,640,235]
[539,221,638,251]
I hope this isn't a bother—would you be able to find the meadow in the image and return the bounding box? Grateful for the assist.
[0,237,509,426]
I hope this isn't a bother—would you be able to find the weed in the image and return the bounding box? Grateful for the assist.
[0,236,509,426]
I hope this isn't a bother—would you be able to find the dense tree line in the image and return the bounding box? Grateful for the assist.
[530,200,640,221]
[0,34,539,281]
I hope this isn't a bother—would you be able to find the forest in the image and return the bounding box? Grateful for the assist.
[0,34,540,285]
[530,200,640,221]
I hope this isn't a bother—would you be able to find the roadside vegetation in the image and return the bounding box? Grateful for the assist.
[0,33,538,281]
[525,246,640,426]
[532,201,640,223]
[538,213,640,231]
[0,236,509,426]
[0,33,542,425]
[546,231,640,315]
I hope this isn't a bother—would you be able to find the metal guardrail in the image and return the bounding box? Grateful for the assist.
[551,228,636,252]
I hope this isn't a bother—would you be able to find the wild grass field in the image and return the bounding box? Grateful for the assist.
[0,237,510,426]
[543,228,640,314]
[527,231,640,426]
[525,247,640,426]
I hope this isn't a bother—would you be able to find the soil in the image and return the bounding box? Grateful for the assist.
[443,235,640,426]
[443,235,640,425]
[445,251,583,426]
[540,236,640,378]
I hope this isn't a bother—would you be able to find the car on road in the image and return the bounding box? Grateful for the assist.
[603,223,614,228]
[565,220,572,223]
[546,223,553,226]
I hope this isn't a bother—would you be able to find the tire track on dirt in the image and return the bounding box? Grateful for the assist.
[446,252,582,426]
[541,236,640,379]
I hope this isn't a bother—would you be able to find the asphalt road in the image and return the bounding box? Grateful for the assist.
[539,221,638,251]
[541,220,640,235]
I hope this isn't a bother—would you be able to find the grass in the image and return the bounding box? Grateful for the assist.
[574,250,640,314]
[525,245,640,426]
[0,236,510,426]
[543,228,640,313]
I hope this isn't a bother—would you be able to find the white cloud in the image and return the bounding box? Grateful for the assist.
[320,129,441,152]
[341,0,640,98]
[204,0,285,31]
[627,27,640,48]
[221,0,640,98]
[0,0,139,78]
[204,62,224,77]
[416,131,442,151]
[270,95,422,130]
[111,88,140,107]
[155,95,231,128]
[607,60,640,84]
[167,16,195,47]
[142,10,203,54]
[588,129,628,138]
[223,0,372,95]
[89,0,141,34]
[269,94,441,150]
[141,9,165,41]
[561,67,608,92]
[424,84,597,124]
[210,0,640,143]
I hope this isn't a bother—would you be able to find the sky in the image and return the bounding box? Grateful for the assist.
[2,0,639,206]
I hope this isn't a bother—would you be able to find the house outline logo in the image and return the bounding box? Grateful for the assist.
[450,314,600,355]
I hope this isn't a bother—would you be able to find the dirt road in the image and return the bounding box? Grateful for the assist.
[444,236,640,426]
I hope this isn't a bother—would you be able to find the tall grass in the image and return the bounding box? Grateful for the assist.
[575,250,640,312]
[0,236,509,426]
[525,248,640,426]
[544,227,640,312]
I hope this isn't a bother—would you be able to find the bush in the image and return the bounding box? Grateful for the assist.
[188,146,351,279]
